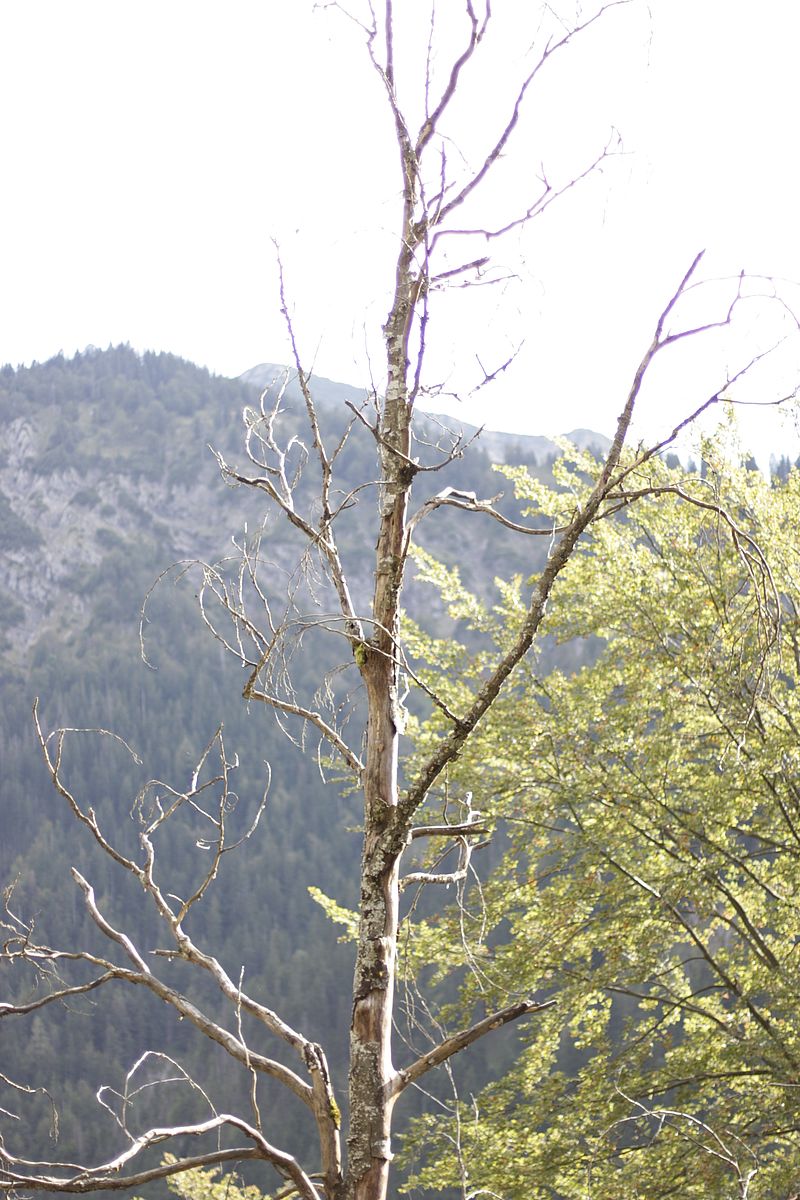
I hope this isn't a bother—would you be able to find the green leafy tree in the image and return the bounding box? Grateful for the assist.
[400,445,800,1198]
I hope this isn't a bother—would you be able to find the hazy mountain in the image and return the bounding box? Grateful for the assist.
[0,346,607,1178]
[1,349,608,661]
[240,361,612,465]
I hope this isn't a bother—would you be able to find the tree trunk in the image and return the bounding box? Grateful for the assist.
[345,252,416,1196]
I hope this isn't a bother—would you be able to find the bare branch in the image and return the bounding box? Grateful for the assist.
[70,871,151,974]
[244,673,364,774]
[410,820,489,840]
[399,251,715,821]
[0,973,116,1017]
[389,998,556,1096]
[622,336,800,476]
[0,1073,57,1137]
[415,0,489,159]
[406,485,567,538]
[436,2,630,225]
[433,132,620,248]
[9,938,316,1108]
[430,255,490,285]
[0,1149,263,1194]
[33,701,145,878]
[344,398,478,475]
[0,1114,321,1199]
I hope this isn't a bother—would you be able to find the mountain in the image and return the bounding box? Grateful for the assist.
[0,346,607,1178]
[240,361,612,466]
[1,349,610,665]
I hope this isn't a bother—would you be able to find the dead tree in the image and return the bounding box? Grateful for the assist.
[2,4,796,1200]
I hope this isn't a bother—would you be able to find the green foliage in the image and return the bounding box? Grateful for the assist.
[162,1155,271,1200]
[308,886,359,942]
[400,445,800,1198]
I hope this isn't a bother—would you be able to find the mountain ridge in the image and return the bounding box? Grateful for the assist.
[0,346,606,659]
[239,360,612,462]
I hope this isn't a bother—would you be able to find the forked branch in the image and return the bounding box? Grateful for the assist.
[399,251,742,821]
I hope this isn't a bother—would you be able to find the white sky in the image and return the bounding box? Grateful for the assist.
[2,0,800,461]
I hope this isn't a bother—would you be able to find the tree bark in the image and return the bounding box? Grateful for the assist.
[345,143,420,1193]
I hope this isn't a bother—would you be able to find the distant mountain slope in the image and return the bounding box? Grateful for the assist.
[239,361,612,464]
[0,348,608,660]
[0,345,609,1174]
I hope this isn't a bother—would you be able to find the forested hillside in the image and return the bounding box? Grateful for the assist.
[5,347,800,1199]
[0,346,600,1172]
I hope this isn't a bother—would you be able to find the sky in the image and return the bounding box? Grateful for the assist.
[2,0,800,461]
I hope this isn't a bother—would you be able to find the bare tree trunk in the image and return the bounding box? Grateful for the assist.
[346,218,417,1196]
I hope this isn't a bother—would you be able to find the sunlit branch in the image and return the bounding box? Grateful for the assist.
[389,998,557,1096]
[0,1149,263,1194]
[410,820,489,840]
[400,831,489,892]
[401,257,708,819]
[71,871,151,974]
[0,1115,321,1199]
[406,485,568,538]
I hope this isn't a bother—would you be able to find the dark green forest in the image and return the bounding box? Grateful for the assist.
[0,346,588,1177]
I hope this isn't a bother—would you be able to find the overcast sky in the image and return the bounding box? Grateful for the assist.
[2,0,799,460]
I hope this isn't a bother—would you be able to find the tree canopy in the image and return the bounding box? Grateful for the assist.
[398,441,800,1198]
